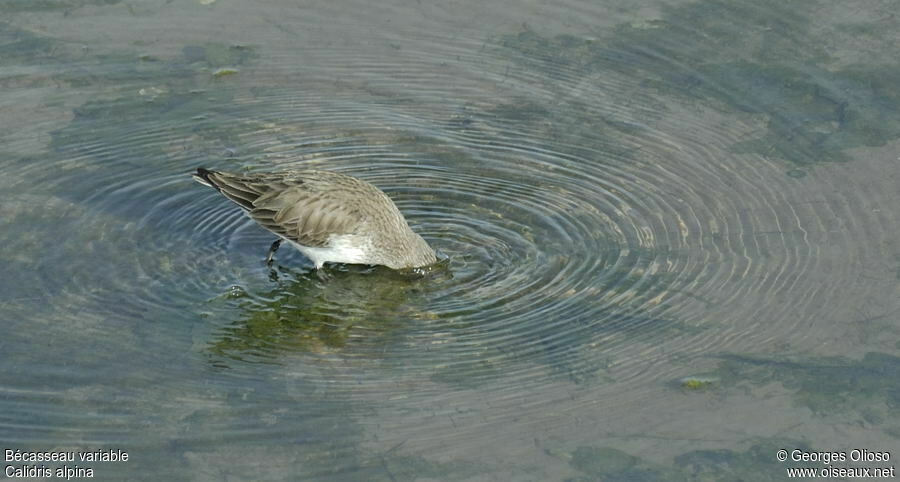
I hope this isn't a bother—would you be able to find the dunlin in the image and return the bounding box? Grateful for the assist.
[193,168,437,269]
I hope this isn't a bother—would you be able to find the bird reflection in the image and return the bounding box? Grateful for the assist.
[207,260,451,367]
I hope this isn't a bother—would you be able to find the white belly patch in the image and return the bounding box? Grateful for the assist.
[288,235,372,268]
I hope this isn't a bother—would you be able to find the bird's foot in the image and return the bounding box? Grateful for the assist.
[265,239,283,266]
[314,266,332,282]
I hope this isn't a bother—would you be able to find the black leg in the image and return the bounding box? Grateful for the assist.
[266,239,282,265]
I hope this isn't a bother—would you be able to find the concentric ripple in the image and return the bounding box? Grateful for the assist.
[9,49,856,389]
[3,2,898,473]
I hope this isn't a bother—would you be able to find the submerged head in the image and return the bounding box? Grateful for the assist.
[402,232,438,269]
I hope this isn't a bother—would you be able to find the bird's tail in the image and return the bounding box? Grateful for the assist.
[192,167,219,190]
[192,167,262,211]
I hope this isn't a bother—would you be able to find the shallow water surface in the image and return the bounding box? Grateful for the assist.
[1,0,899,480]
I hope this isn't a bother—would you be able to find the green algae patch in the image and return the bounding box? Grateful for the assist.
[564,439,811,481]
[675,439,811,482]
[379,454,488,481]
[571,446,639,475]
[713,352,900,417]
[567,446,679,482]
[0,0,121,13]
[41,40,262,188]
[494,0,900,168]
[0,22,59,66]
[679,376,718,391]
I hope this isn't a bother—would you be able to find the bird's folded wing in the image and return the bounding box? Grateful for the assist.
[250,187,361,247]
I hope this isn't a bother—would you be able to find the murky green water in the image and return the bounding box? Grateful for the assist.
[2,0,899,480]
